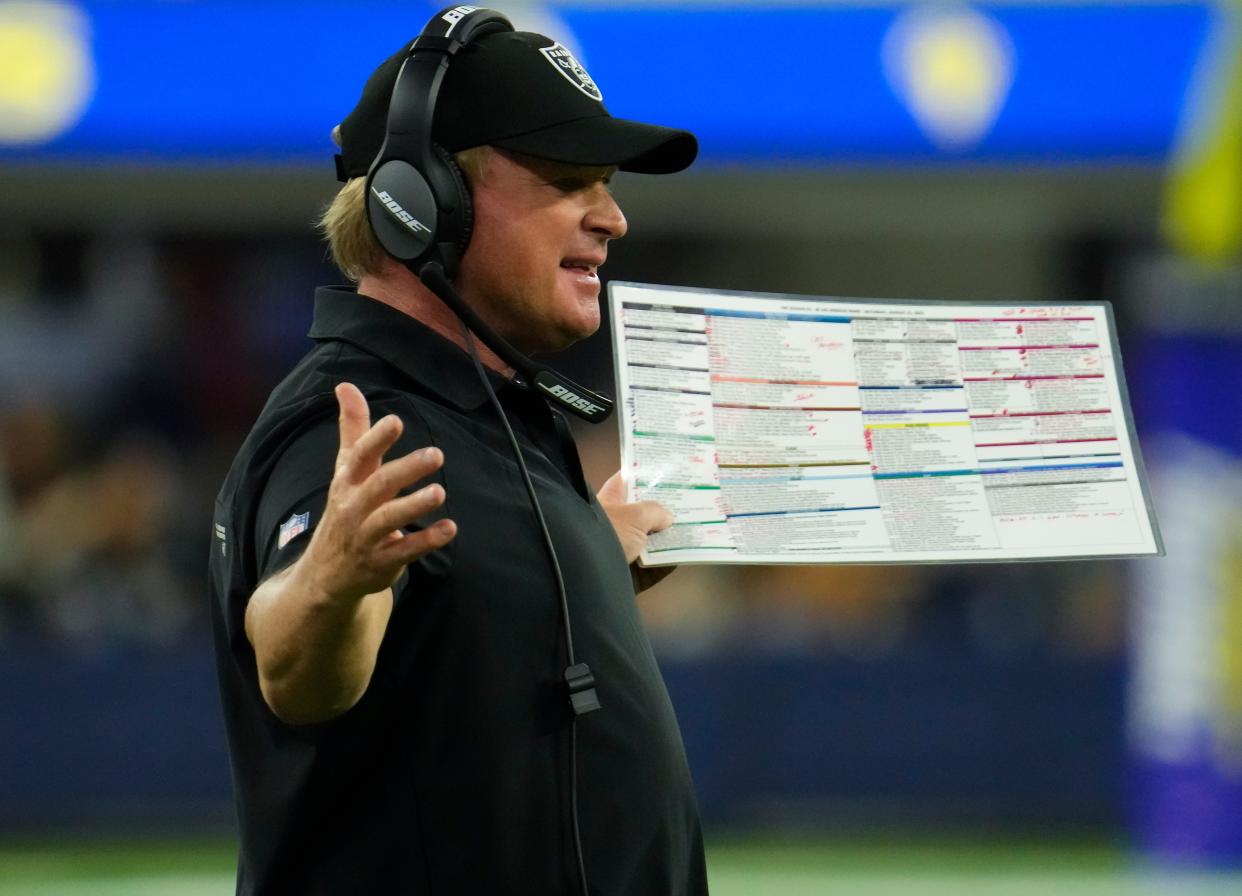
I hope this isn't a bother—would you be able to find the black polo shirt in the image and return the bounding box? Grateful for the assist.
[209,287,707,895]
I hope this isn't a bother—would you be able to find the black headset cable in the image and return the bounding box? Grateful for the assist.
[449,298,594,896]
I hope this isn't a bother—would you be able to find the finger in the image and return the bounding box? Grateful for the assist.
[358,483,448,545]
[597,470,627,505]
[374,518,457,567]
[632,500,675,534]
[335,383,372,455]
[353,446,444,511]
[338,414,405,485]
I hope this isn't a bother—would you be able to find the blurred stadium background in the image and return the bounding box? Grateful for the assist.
[2,0,1241,892]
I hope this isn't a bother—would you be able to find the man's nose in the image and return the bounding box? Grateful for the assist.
[585,185,628,240]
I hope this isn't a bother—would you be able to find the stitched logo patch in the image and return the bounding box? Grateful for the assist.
[278,512,309,549]
[538,43,602,102]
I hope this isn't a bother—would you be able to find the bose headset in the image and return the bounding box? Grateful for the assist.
[362,7,613,893]
[364,4,614,425]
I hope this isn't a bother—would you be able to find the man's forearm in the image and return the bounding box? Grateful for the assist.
[244,557,393,725]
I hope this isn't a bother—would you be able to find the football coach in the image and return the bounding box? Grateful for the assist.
[208,6,707,894]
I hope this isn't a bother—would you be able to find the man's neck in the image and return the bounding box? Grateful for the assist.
[356,263,513,377]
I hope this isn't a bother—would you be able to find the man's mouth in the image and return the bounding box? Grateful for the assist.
[560,256,603,277]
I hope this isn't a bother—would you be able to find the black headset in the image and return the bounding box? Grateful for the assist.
[364,6,510,278]
[363,9,616,893]
[363,4,615,425]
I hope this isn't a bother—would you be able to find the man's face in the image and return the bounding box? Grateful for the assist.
[455,148,627,355]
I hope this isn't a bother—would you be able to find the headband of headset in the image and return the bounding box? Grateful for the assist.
[365,6,514,277]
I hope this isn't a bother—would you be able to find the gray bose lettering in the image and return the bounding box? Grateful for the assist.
[372,188,432,235]
[544,383,604,415]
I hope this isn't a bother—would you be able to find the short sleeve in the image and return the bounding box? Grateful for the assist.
[254,416,335,582]
[253,393,449,594]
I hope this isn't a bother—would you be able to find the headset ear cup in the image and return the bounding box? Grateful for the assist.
[434,143,474,262]
[367,160,440,262]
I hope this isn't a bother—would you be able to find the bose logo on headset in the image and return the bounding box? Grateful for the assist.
[441,5,479,31]
[372,187,433,235]
[540,383,607,417]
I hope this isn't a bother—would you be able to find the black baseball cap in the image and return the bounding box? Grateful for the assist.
[336,30,698,179]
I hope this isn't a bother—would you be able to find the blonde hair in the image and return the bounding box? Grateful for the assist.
[318,145,492,281]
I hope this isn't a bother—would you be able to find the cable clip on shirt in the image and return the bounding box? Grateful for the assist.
[564,663,601,715]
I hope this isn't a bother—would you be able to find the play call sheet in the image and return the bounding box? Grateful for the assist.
[608,283,1161,565]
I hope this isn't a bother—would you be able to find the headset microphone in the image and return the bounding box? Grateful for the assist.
[418,263,614,423]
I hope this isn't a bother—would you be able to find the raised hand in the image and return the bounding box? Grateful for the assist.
[242,382,458,723]
[301,382,457,602]
[596,470,676,592]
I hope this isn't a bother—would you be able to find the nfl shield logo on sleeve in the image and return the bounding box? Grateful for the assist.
[278,512,309,549]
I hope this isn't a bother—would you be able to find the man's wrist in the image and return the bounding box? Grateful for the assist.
[294,546,367,610]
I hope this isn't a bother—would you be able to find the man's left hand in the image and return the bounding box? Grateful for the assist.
[597,471,677,592]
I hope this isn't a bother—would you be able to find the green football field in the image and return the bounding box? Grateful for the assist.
[3,833,1241,895]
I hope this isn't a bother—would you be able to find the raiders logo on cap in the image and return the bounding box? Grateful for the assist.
[538,42,602,102]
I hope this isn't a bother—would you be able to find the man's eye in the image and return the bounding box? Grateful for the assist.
[546,170,614,192]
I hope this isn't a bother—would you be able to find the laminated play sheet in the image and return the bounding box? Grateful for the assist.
[608,282,1163,566]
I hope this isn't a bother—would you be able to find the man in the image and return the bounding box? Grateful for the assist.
[208,17,708,895]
